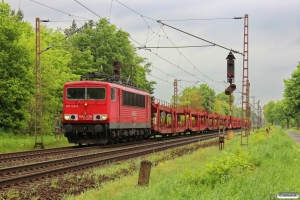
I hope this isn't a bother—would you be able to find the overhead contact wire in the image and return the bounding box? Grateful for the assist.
[157,20,243,55]
[29,0,91,20]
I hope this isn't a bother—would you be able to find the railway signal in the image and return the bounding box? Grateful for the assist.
[225,84,236,95]
[225,51,236,140]
[226,51,235,84]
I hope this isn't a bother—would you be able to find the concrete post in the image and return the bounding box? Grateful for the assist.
[138,160,152,186]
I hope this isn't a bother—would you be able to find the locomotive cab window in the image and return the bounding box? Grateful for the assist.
[87,88,106,100]
[111,88,115,101]
[66,88,85,100]
[66,87,106,100]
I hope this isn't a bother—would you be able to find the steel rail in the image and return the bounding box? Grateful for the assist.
[0,133,217,189]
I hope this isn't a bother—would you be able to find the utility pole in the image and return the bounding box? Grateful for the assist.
[251,96,255,129]
[34,18,46,149]
[34,18,49,149]
[174,79,178,108]
[241,14,250,146]
[257,100,260,129]
[258,104,262,128]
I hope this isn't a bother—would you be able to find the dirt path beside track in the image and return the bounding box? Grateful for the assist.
[287,132,300,144]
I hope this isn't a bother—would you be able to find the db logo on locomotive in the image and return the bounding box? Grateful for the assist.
[79,115,92,119]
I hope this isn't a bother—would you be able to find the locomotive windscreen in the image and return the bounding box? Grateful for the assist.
[66,88,106,100]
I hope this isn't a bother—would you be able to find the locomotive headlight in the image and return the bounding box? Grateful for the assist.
[64,115,70,120]
[94,114,108,121]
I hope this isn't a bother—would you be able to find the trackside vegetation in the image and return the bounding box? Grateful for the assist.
[0,131,70,153]
[65,127,300,200]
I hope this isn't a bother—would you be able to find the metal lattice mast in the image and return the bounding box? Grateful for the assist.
[174,79,178,108]
[257,100,260,129]
[34,18,44,149]
[251,96,255,129]
[241,14,250,146]
[259,104,262,128]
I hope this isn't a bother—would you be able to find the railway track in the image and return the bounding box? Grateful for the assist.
[0,138,169,168]
[0,132,219,192]
[0,132,215,168]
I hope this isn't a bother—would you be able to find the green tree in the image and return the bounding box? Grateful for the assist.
[198,84,216,112]
[37,26,78,134]
[214,92,233,115]
[263,100,275,125]
[272,100,284,126]
[176,86,204,110]
[282,99,293,128]
[283,62,300,129]
[0,1,34,132]
[66,18,155,93]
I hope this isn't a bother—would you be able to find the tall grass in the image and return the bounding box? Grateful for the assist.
[0,131,70,153]
[65,127,300,200]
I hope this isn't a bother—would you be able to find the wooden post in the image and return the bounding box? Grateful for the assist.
[138,160,152,186]
[219,122,225,150]
[54,114,61,139]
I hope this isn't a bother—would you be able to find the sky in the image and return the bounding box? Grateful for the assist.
[7,0,300,109]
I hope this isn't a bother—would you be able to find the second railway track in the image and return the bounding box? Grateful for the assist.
[0,132,220,192]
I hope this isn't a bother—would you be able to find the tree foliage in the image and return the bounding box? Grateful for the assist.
[173,84,239,116]
[0,1,157,134]
[263,100,275,125]
[65,19,156,94]
[176,86,204,110]
[262,62,300,129]
[36,26,79,134]
[283,62,300,128]
[0,1,34,132]
[198,84,216,112]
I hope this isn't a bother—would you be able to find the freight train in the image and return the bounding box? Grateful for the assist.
[62,71,249,146]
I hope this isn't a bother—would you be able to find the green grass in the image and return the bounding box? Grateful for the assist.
[64,127,300,200]
[0,133,71,153]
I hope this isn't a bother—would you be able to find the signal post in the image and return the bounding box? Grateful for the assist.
[225,52,236,139]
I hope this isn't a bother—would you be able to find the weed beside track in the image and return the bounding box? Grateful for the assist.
[0,139,219,199]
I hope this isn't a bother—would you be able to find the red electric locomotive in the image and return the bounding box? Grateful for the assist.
[63,73,152,145]
[62,68,248,145]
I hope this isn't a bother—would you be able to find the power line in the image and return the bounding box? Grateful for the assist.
[74,0,102,18]
[39,21,90,53]
[74,0,228,93]
[147,74,184,90]
[46,20,89,22]
[157,25,225,90]
[114,0,156,21]
[29,0,91,20]
[146,50,227,92]
[111,1,167,47]
[138,45,215,49]
[112,0,229,92]
[32,0,232,95]
[151,66,200,85]
[158,17,235,21]
[157,20,244,55]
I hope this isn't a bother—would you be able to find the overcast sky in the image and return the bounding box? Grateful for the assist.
[8,0,300,108]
